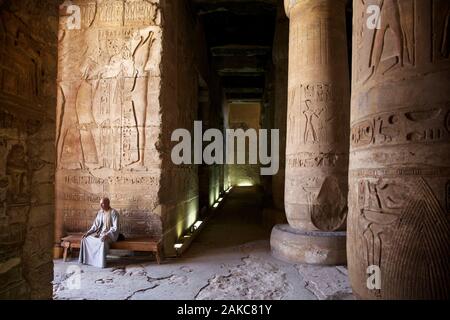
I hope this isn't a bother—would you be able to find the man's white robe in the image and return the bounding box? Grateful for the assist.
[78,209,120,268]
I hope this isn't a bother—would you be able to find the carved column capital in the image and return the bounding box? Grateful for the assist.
[284,0,346,19]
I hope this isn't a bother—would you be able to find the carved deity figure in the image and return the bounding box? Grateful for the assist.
[59,29,155,170]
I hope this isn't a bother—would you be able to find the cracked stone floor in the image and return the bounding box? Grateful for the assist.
[53,187,354,300]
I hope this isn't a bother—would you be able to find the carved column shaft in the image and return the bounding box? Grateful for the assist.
[349,0,450,299]
[271,0,350,265]
[285,0,350,231]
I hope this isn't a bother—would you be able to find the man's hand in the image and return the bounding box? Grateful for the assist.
[82,232,90,239]
[101,234,108,242]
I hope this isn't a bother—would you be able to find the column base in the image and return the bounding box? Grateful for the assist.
[270,224,347,265]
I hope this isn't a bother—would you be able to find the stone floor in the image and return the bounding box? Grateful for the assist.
[53,187,354,300]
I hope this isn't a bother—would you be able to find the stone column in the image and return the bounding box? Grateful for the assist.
[272,2,289,212]
[271,0,350,265]
[349,0,450,299]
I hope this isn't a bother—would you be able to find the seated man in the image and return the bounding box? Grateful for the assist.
[79,197,119,268]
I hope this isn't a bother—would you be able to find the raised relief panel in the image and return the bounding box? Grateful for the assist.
[58,26,159,170]
[356,0,416,84]
[56,0,163,239]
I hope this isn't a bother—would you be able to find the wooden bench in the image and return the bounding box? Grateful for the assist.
[61,234,163,264]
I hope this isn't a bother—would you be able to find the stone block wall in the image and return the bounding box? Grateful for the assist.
[54,0,226,258]
[0,0,58,299]
[159,0,225,256]
[55,0,164,254]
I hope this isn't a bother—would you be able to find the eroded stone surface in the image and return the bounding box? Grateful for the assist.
[54,240,342,300]
[55,0,164,251]
[348,0,450,300]
[296,265,353,300]
[0,0,58,299]
[284,0,350,233]
[196,256,290,300]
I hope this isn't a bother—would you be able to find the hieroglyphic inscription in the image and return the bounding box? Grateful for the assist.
[352,107,450,148]
[350,167,450,178]
[62,205,161,237]
[63,175,158,185]
[62,192,138,203]
[287,152,344,168]
[62,0,160,30]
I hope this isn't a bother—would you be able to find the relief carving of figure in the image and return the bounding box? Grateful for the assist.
[303,100,323,144]
[357,179,407,275]
[58,29,156,170]
[362,0,415,82]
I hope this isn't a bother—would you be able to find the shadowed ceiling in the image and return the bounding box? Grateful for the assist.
[190,0,277,102]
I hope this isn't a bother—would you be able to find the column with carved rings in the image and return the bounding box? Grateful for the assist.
[348,0,450,299]
[270,0,350,265]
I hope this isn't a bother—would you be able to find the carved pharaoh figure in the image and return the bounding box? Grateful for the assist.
[58,28,155,170]
[302,100,323,144]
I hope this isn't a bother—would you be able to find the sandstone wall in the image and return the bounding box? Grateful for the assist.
[0,0,58,299]
[159,0,224,256]
[55,0,164,253]
[54,0,224,258]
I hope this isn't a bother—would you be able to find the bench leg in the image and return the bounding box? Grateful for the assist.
[63,247,68,262]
